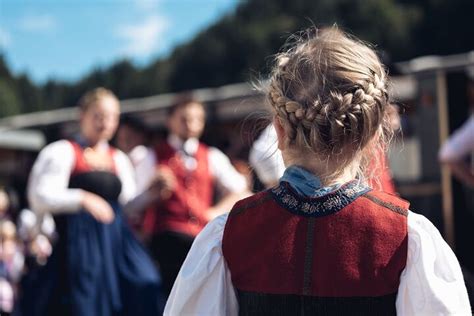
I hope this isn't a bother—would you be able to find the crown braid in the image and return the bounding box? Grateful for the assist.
[267,27,390,163]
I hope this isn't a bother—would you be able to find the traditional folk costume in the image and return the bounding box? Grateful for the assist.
[165,166,471,315]
[20,139,163,316]
[142,135,247,296]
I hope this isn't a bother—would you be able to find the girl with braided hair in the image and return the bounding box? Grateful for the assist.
[165,27,471,315]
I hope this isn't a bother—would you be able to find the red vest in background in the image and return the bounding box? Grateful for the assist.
[68,141,117,175]
[223,182,408,315]
[142,141,214,237]
[368,148,397,195]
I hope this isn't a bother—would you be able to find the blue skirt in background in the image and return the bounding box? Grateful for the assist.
[18,202,164,316]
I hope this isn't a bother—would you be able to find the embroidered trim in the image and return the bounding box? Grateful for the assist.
[270,181,371,217]
[362,194,408,217]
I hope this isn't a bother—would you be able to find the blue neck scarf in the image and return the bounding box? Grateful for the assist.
[279,165,341,197]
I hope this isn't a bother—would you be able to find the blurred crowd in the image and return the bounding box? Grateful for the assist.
[0,187,54,315]
[0,89,256,316]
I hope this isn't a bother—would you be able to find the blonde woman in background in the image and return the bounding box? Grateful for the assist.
[19,88,163,316]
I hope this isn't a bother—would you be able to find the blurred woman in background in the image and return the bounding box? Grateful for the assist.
[19,88,163,316]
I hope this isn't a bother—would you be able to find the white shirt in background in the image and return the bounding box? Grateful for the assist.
[249,124,285,186]
[439,115,474,168]
[128,145,156,195]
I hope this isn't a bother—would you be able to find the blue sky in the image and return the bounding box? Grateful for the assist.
[0,0,239,84]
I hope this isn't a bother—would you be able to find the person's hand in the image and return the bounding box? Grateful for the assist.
[0,189,9,216]
[29,234,53,265]
[148,166,176,201]
[81,191,115,223]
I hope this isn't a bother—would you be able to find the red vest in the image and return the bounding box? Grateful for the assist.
[223,182,408,314]
[142,141,214,237]
[68,141,117,175]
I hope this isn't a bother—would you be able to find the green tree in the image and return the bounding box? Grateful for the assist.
[0,78,21,117]
[0,55,22,117]
[1,0,474,114]
[16,74,43,112]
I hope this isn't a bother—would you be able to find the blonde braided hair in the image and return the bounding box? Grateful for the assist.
[266,27,391,181]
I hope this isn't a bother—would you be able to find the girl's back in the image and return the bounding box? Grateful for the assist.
[165,27,471,316]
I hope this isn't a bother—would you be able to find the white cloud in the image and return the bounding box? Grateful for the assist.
[19,14,57,33]
[116,15,168,57]
[0,28,11,48]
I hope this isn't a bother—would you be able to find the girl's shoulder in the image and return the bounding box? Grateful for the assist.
[228,189,273,216]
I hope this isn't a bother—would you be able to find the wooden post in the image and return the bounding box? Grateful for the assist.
[436,70,455,248]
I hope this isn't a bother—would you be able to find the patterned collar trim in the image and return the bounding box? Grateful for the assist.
[270,181,371,217]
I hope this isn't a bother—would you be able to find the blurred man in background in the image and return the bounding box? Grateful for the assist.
[142,96,248,297]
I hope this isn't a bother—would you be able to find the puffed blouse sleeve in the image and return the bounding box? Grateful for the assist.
[164,213,238,316]
[27,140,83,215]
[113,149,138,204]
[396,211,471,315]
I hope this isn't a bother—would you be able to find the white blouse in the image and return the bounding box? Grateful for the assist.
[165,211,472,316]
[128,145,157,194]
[166,134,248,194]
[249,124,285,187]
[27,140,137,215]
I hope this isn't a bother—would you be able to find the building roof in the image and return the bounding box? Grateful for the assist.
[0,77,417,132]
[396,51,474,75]
[0,82,260,131]
[0,129,46,151]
